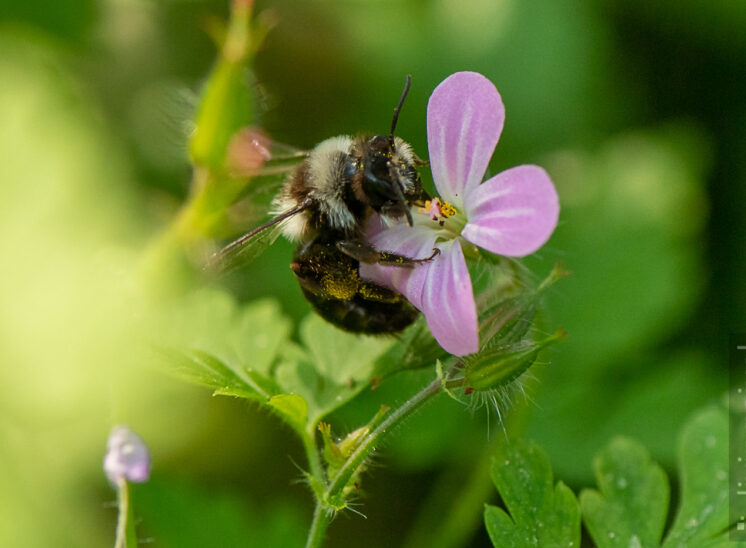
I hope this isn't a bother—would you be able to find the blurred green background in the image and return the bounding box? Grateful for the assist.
[1,0,744,546]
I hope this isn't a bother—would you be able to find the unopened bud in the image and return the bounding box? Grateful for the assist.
[464,330,565,391]
[103,426,151,486]
[226,127,272,175]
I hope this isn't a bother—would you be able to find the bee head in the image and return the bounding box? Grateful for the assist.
[357,76,428,226]
[360,135,424,226]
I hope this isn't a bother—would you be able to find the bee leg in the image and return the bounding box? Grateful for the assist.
[336,240,440,267]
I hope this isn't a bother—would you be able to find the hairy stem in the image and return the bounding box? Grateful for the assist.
[303,424,324,484]
[304,369,460,547]
[326,375,442,502]
[305,501,333,548]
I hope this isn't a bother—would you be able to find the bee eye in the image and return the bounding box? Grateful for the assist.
[361,156,395,208]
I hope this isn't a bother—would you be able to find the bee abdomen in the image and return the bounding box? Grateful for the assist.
[291,237,419,335]
[300,289,418,334]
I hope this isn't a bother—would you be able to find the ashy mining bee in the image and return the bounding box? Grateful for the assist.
[210,77,437,334]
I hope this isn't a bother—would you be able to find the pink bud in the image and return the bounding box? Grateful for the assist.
[103,426,151,486]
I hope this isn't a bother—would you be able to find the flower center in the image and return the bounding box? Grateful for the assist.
[417,197,465,235]
[419,197,456,221]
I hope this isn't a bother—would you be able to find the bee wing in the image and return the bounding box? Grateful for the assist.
[204,135,311,275]
[205,198,312,275]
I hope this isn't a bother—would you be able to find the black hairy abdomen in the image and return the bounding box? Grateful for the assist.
[290,236,418,335]
[300,289,418,334]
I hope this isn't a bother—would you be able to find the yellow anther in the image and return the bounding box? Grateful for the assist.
[418,197,457,221]
[439,201,457,218]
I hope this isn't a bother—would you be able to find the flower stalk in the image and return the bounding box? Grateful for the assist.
[305,372,450,548]
[113,479,137,548]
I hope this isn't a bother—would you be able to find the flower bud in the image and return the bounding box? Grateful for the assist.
[103,426,151,486]
[463,330,565,392]
[479,263,569,346]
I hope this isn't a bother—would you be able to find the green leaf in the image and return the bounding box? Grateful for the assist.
[275,314,395,426]
[157,348,273,401]
[662,406,730,547]
[299,313,394,385]
[266,393,308,436]
[157,290,291,380]
[577,404,742,548]
[580,438,669,547]
[485,439,580,547]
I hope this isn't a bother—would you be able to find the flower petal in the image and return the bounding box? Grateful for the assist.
[427,72,505,206]
[360,217,438,310]
[420,240,478,356]
[462,165,559,257]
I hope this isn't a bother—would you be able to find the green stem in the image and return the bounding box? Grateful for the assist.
[303,376,444,548]
[114,480,129,548]
[303,425,324,484]
[326,376,442,502]
[305,501,333,548]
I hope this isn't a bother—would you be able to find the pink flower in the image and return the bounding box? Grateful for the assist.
[103,426,151,486]
[360,72,559,356]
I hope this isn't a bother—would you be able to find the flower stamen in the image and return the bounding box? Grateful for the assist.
[419,197,458,222]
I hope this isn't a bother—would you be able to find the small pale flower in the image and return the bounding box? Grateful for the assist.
[360,72,559,356]
[103,425,151,486]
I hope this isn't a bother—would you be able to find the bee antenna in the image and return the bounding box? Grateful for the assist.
[389,75,412,146]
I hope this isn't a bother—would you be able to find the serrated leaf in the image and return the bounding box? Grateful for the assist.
[580,437,669,548]
[155,290,290,387]
[662,406,730,547]
[299,314,394,385]
[157,348,271,401]
[578,404,742,548]
[266,394,308,436]
[485,439,580,547]
[276,315,395,426]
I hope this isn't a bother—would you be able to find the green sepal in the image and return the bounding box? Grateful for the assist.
[319,406,389,493]
[464,330,565,391]
[479,263,569,347]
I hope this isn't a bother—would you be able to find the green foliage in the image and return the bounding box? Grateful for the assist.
[580,439,669,547]
[662,406,730,547]
[133,480,305,548]
[485,439,581,547]
[488,404,741,547]
[529,125,714,481]
[4,0,743,546]
[153,289,402,433]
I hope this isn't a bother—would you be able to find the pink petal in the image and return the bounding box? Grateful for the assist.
[360,218,439,310]
[462,165,559,257]
[427,72,505,207]
[420,240,478,356]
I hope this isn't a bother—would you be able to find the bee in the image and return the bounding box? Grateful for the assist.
[210,77,437,334]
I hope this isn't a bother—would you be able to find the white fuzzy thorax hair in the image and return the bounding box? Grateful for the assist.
[272,135,356,241]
